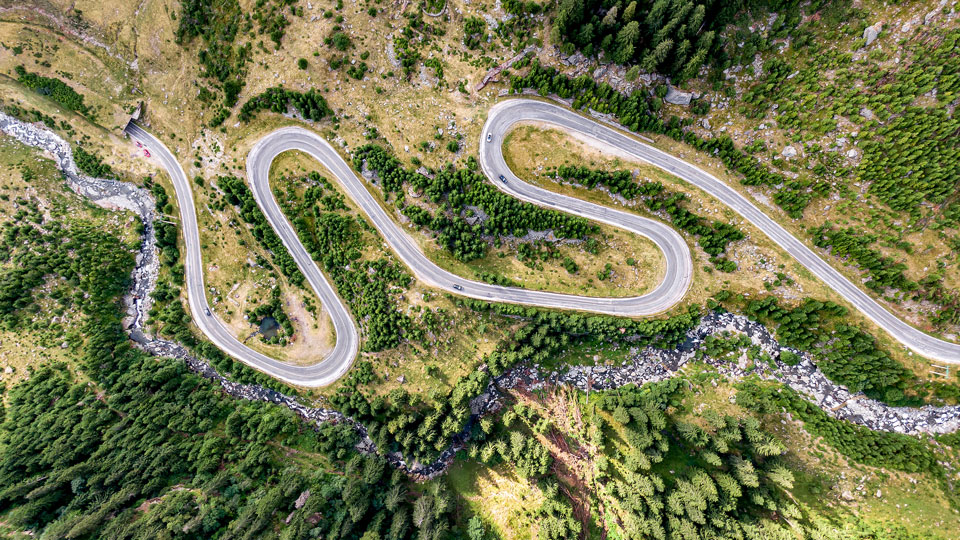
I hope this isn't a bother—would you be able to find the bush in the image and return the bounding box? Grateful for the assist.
[15,66,89,114]
[73,146,116,179]
[238,87,334,123]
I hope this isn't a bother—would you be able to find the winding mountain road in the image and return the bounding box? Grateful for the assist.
[481,100,960,365]
[124,98,958,387]
[125,122,359,387]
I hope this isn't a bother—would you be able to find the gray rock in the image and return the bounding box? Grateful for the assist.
[664,86,693,106]
[565,53,587,66]
[781,146,798,158]
[846,149,859,159]
[863,22,883,46]
[294,490,311,509]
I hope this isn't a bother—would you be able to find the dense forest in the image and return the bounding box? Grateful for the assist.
[579,379,800,539]
[0,284,459,539]
[552,0,816,82]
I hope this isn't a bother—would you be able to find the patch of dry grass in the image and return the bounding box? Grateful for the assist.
[447,460,545,540]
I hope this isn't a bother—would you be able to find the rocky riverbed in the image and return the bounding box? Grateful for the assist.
[0,112,160,333]
[481,311,960,436]
[3,113,958,482]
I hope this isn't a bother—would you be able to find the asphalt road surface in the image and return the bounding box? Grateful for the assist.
[125,121,358,387]
[479,99,960,365]
[248,127,692,315]
[125,98,958,387]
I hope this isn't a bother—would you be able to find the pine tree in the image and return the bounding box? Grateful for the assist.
[641,38,674,73]
[688,4,706,35]
[766,462,795,490]
[412,495,433,529]
[645,0,671,33]
[601,5,619,28]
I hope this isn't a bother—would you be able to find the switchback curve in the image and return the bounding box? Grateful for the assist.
[480,99,960,364]
[125,122,359,387]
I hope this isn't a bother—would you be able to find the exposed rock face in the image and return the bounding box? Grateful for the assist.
[782,146,798,158]
[563,52,587,67]
[462,205,489,225]
[474,45,539,91]
[863,22,883,45]
[664,86,693,106]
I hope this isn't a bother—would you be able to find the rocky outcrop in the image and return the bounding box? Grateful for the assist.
[924,1,948,25]
[475,45,539,91]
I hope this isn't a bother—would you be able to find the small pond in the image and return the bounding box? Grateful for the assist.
[259,316,280,339]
